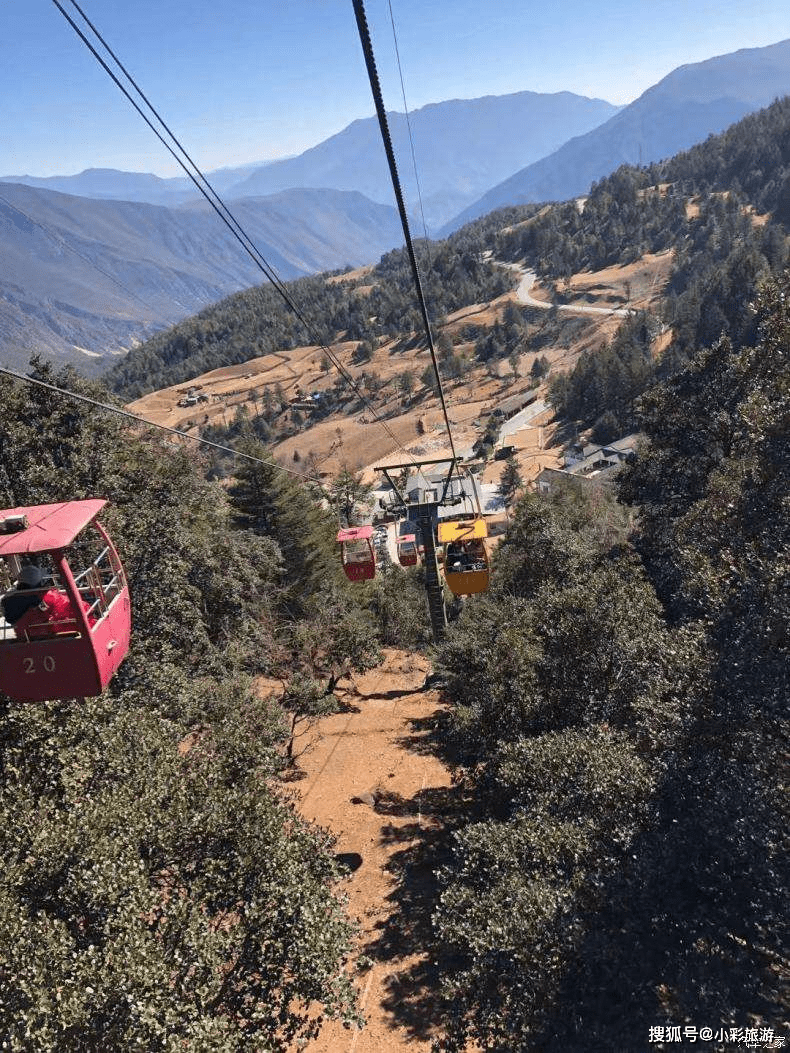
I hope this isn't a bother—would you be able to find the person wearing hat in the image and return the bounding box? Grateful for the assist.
[2,564,95,640]
[1,564,49,625]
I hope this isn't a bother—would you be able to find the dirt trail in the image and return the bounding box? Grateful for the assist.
[292,649,456,1052]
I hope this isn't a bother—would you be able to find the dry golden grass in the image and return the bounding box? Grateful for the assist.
[127,248,674,485]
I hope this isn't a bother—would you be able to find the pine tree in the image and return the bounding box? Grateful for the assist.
[498,455,523,504]
[329,466,373,527]
[228,438,344,613]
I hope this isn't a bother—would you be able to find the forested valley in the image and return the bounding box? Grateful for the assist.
[0,363,430,1049]
[431,273,788,1047]
[0,95,788,1051]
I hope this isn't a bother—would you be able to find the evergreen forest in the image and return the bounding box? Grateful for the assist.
[0,362,428,1049]
[0,94,788,1051]
[431,273,788,1048]
[497,96,790,437]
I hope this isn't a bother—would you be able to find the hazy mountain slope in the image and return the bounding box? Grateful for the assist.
[226,92,619,229]
[0,183,402,373]
[0,162,269,207]
[179,188,403,273]
[446,38,790,232]
[0,169,193,207]
[1,92,617,227]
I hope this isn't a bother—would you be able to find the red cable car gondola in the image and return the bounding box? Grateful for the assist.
[396,533,418,567]
[337,525,376,582]
[0,500,131,701]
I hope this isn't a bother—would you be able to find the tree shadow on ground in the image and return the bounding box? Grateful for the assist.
[333,688,362,713]
[334,699,362,713]
[278,768,308,782]
[334,851,363,874]
[362,779,471,1044]
[549,417,576,447]
[374,785,459,827]
[354,686,426,702]
[392,707,455,759]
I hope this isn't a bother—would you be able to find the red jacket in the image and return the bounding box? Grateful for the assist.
[14,589,95,639]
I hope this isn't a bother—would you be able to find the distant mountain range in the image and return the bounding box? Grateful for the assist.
[223,92,619,229]
[2,91,619,231]
[0,89,619,370]
[3,38,790,373]
[0,162,272,208]
[0,184,402,373]
[444,38,790,232]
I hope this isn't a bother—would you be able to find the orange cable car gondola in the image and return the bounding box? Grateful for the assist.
[0,500,131,701]
[337,525,376,582]
[396,533,418,567]
[437,518,490,597]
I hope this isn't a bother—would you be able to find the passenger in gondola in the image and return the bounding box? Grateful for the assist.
[467,540,486,570]
[446,543,463,571]
[446,543,474,571]
[7,564,95,639]
[1,564,49,625]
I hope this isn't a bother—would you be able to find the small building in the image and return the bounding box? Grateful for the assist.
[536,433,640,495]
[399,470,485,524]
[480,388,539,422]
[563,433,640,473]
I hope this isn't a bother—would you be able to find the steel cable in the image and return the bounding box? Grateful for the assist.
[0,365,319,483]
[51,0,415,463]
[352,0,458,467]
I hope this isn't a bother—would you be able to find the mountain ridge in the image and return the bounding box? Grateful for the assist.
[0,161,274,207]
[226,90,619,228]
[444,37,790,232]
[0,182,404,372]
[4,90,619,230]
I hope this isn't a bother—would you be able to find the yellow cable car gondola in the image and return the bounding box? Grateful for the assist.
[437,518,490,597]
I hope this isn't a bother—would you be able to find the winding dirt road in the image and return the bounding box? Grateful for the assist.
[506,261,633,318]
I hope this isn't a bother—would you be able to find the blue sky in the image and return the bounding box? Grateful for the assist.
[3,0,790,177]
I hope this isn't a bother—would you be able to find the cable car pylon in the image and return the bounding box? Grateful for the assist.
[376,457,469,642]
[416,504,447,641]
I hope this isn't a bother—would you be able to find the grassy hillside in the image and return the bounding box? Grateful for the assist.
[106,229,514,399]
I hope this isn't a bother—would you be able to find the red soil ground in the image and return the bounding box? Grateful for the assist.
[289,649,457,1051]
